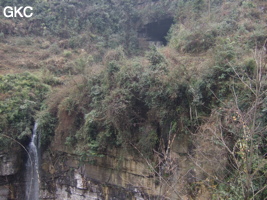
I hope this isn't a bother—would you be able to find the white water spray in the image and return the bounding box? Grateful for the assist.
[25,122,40,200]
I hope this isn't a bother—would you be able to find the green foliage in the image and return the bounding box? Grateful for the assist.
[247,24,267,49]
[41,69,62,86]
[242,1,256,9]
[68,35,88,49]
[63,50,72,58]
[214,37,236,65]
[14,37,33,46]
[136,127,158,157]
[25,0,141,54]
[213,180,244,200]
[0,0,38,7]
[3,1,262,198]
[48,43,61,55]
[51,52,196,159]
[243,58,256,77]
[0,73,49,150]
[37,110,57,149]
[146,46,166,66]
[169,24,216,53]
[193,0,205,13]
[185,31,216,53]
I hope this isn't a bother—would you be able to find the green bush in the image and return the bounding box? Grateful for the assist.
[63,50,72,58]
[41,69,62,86]
[0,73,50,150]
[146,46,166,66]
[213,37,236,66]
[37,110,57,149]
[48,43,61,55]
[169,25,216,53]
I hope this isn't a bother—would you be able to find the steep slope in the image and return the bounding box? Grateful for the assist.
[0,0,267,199]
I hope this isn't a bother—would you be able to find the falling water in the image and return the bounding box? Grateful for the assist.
[25,122,40,200]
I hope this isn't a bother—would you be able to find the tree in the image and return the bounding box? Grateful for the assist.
[191,48,267,200]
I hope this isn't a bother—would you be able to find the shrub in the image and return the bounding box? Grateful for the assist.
[146,46,166,66]
[41,69,62,86]
[48,43,61,55]
[103,46,125,65]
[0,73,50,150]
[68,35,88,49]
[213,37,236,66]
[14,37,33,46]
[63,50,72,58]
[169,25,216,53]
[37,110,57,149]
[247,25,267,48]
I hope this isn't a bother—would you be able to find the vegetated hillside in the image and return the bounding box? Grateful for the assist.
[1,0,267,199]
[0,0,175,150]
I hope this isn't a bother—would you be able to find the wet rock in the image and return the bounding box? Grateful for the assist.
[0,151,21,176]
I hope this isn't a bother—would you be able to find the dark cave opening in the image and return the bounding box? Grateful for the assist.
[139,18,174,46]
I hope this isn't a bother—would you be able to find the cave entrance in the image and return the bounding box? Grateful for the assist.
[139,18,174,46]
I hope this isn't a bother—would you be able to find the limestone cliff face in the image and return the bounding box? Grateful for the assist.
[0,147,24,200]
[40,149,159,199]
[38,118,228,200]
[0,151,21,176]
[0,130,220,200]
[38,133,195,200]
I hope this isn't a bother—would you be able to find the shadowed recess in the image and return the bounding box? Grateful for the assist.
[139,18,174,45]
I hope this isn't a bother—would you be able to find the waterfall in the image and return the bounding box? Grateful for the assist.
[25,122,40,200]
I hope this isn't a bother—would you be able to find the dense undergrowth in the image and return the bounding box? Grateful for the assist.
[0,0,176,55]
[0,0,267,199]
[0,72,49,150]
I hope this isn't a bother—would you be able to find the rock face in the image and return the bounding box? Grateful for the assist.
[0,148,24,200]
[0,113,224,199]
[38,132,196,200]
[134,0,176,49]
[40,150,155,200]
[40,168,146,200]
[0,186,9,200]
[0,151,21,176]
[0,127,225,200]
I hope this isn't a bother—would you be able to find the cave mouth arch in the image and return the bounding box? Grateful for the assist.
[139,17,174,46]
